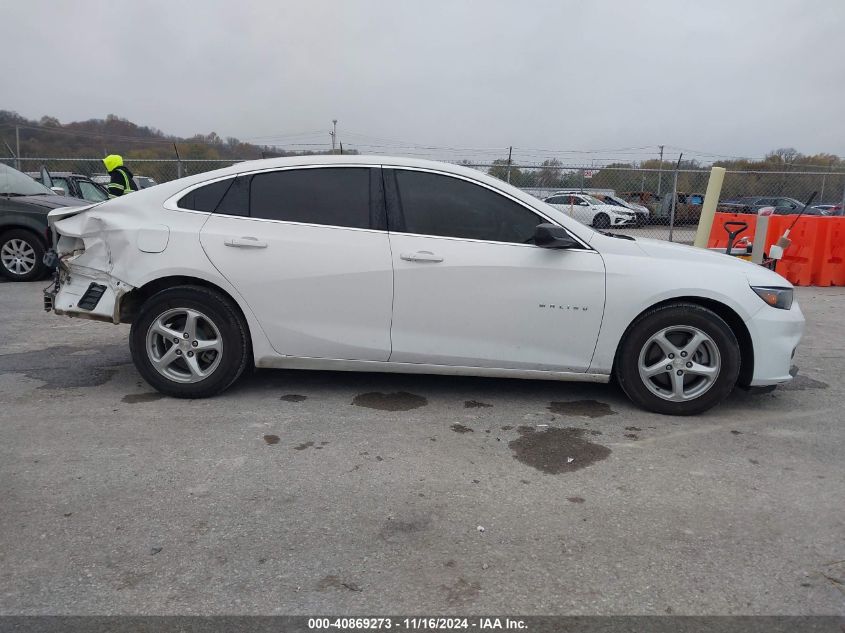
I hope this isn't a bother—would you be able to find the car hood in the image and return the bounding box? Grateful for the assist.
[15,194,90,210]
[595,204,635,214]
[634,237,793,287]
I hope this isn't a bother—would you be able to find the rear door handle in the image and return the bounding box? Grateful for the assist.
[224,236,268,248]
[400,250,444,263]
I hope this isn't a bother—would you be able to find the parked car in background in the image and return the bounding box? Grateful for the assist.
[134,176,158,189]
[27,171,110,203]
[543,192,637,228]
[44,155,803,415]
[653,192,705,224]
[814,204,842,215]
[620,191,662,207]
[718,196,829,215]
[1,164,89,281]
[592,192,650,225]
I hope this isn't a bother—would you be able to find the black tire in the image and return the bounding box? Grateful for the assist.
[0,229,46,281]
[129,285,251,398]
[592,213,610,229]
[614,303,740,416]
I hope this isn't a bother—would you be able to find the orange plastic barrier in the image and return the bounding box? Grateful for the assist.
[707,212,845,286]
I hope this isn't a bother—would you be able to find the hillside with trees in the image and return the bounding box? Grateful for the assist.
[0,110,340,162]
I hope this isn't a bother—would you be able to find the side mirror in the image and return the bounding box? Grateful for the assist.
[533,224,580,249]
[50,187,66,196]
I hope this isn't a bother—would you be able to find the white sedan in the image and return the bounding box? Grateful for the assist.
[44,156,804,415]
[542,192,637,228]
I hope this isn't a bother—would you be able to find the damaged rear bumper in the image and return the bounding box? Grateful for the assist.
[44,263,133,324]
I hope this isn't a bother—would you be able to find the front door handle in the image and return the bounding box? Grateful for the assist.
[400,250,444,263]
[224,237,268,248]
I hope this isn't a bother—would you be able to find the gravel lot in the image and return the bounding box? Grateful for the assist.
[1,280,843,615]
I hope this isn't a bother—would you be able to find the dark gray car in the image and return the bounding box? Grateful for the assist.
[720,196,828,215]
[1,163,90,281]
[26,171,110,203]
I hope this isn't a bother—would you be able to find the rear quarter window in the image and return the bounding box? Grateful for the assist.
[177,178,233,213]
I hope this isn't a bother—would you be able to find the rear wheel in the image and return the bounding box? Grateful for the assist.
[0,229,46,281]
[615,303,740,415]
[592,213,610,229]
[129,285,251,398]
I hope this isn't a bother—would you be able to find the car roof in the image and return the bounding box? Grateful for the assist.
[25,171,88,178]
[148,154,543,201]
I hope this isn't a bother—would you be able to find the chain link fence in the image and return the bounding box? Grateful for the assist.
[4,157,844,245]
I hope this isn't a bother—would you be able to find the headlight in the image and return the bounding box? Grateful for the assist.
[751,286,793,310]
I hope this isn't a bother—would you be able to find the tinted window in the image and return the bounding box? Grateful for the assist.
[546,195,567,204]
[250,167,370,228]
[178,178,232,212]
[216,176,249,216]
[395,170,541,243]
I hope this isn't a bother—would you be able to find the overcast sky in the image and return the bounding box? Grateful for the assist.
[3,0,843,164]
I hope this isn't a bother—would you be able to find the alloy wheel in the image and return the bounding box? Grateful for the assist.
[637,325,721,402]
[1,238,36,276]
[145,308,223,383]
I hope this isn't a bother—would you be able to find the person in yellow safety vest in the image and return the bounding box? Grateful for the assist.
[103,154,139,198]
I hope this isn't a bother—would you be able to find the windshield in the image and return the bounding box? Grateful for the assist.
[0,163,56,196]
[606,194,631,208]
[584,195,606,206]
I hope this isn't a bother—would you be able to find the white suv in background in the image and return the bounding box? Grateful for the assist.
[543,192,637,228]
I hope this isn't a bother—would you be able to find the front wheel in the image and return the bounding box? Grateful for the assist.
[129,285,251,398]
[592,213,610,229]
[614,303,740,415]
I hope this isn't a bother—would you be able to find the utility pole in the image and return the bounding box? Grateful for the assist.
[656,144,664,196]
[15,125,21,171]
[330,119,338,154]
[506,146,513,184]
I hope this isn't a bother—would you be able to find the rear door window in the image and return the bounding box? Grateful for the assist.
[249,167,370,229]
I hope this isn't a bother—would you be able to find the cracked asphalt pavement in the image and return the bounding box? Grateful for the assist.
[0,280,843,614]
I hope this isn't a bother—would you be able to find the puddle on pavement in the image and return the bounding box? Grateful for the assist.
[442,578,481,607]
[352,391,427,411]
[547,400,616,418]
[379,516,431,542]
[280,394,307,402]
[451,423,474,434]
[464,400,492,409]
[263,434,280,445]
[508,426,611,474]
[121,392,165,404]
[0,344,128,389]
